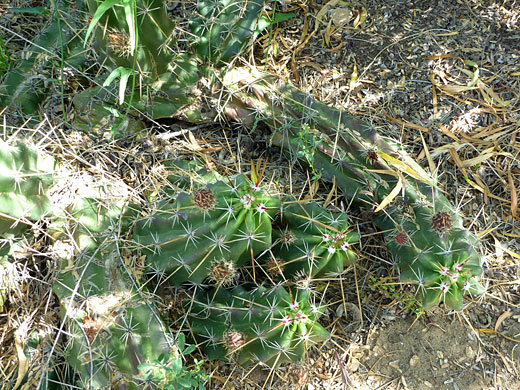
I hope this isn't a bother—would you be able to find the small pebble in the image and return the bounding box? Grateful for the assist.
[409,355,419,367]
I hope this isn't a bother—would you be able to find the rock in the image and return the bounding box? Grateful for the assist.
[409,354,420,368]
[347,357,360,372]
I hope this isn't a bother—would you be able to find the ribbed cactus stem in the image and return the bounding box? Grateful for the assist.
[219,67,484,310]
[187,284,329,367]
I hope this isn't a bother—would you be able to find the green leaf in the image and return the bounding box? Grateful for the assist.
[183,344,196,355]
[177,377,194,388]
[257,12,297,33]
[102,66,133,104]
[103,66,123,87]
[138,363,153,371]
[157,353,167,363]
[118,67,132,105]
[84,0,121,47]
[272,12,297,24]
[9,6,49,15]
[170,356,182,375]
[177,332,186,351]
[122,0,136,53]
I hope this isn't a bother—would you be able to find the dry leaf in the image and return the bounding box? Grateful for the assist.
[495,311,512,332]
[13,331,28,390]
[430,73,438,117]
[375,178,403,212]
[508,172,518,218]
[188,130,202,151]
[378,151,433,185]
[349,57,358,90]
[324,176,336,207]
[353,7,367,29]
[331,8,351,27]
[477,80,510,107]
[324,18,333,46]
[438,84,476,94]
[461,152,495,168]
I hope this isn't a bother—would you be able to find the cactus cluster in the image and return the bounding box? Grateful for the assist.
[132,166,359,366]
[219,66,485,310]
[1,0,491,387]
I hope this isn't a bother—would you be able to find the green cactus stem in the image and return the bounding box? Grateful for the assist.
[133,174,280,286]
[189,0,267,65]
[269,200,359,279]
[0,140,55,236]
[52,195,176,389]
[187,284,329,367]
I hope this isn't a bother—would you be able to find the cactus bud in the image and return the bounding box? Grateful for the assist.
[394,232,409,246]
[225,330,245,351]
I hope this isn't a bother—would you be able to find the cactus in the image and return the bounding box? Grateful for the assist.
[133,173,280,286]
[76,0,276,137]
[187,284,329,367]
[189,0,267,65]
[51,194,180,389]
[0,4,86,117]
[269,201,359,279]
[0,140,55,236]
[53,249,177,390]
[218,67,484,310]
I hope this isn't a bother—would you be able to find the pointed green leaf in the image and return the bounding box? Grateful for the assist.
[84,0,121,47]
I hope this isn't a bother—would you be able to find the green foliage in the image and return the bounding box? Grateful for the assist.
[369,275,424,316]
[0,35,12,77]
[291,123,325,180]
[187,284,329,367]
[138,333,207,390]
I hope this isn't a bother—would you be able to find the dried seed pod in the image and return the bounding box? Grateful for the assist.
[266,257,285,275]
[280,229,296,246]
[431,211,453,234]
[224,330,245,351]
[209,259,237,286]
[193,188,217,211]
